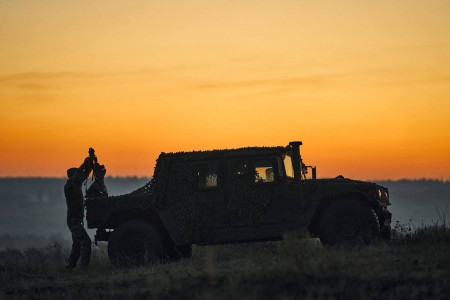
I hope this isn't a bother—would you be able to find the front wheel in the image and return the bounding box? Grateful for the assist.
[318,199,380,246]
[381,225,391,240]
[108,220,164,266]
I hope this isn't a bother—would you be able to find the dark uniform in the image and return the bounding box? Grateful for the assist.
[64,156,94,269]
[85,162,108,199]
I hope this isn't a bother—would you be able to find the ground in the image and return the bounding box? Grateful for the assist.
[1,225,449,300]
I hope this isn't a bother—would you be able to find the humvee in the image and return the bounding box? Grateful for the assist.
[85,141,391,265]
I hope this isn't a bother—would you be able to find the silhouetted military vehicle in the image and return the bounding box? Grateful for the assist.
[86,141,392,265]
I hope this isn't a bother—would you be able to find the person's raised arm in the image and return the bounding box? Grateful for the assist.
[74,148,96,183]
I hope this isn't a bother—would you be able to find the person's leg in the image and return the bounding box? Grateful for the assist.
[66,217,82,268]
[79,226,91,267]
[67,231,81,268]
[67,217,91,268]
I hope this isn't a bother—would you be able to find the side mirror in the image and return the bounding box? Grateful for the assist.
[305,166,317,180]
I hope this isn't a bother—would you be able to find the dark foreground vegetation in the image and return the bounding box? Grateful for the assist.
[1,223,449,300]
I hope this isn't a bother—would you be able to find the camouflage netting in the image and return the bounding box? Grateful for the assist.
[86,146,289,241]
[166,146,286,158]
[164,161,214,241]
[226,158,276,225]
[84,153,170,212]
[84,184,154,212]
[303,178,378,201]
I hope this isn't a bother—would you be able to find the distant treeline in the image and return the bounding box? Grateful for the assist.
[0,176,150,203]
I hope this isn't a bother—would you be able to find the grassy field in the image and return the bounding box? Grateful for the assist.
[1,224,449,300]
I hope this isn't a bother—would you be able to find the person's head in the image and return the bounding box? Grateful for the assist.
[93,164,106,179]
[67,168,78,178]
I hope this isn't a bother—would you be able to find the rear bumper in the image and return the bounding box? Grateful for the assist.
[94,228,111,245]
[86,207,110,229]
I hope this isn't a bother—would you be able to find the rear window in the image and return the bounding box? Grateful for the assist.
[197,163,218,189]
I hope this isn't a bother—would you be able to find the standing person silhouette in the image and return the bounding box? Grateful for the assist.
[64,148,96,270]
[85,160,108,199]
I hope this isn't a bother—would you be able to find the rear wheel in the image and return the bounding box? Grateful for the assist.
[318,199,380,246]
[177,245,193,258]
[108,220,164,266]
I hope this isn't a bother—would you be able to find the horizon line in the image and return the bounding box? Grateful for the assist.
[0,176,447,183]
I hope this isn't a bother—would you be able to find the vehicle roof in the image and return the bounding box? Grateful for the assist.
[160,146,287,162]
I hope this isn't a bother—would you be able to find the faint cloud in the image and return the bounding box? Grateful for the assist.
[381,75,450,87]
[190,74,330,91]
[13,83,49,91]
[230,56,256,63]
[389,42,450,51]
[0,71,92,83]
[0,69,159,91]
[185,66,450,96]
[168,63,211,70]
[14,94,55,103]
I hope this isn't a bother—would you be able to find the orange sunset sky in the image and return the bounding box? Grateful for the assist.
[1,0,449,180]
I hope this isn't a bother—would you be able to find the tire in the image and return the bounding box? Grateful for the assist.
[177,245,193,258]
[381,225,391,241]
[318,199,380,246]
[108,220,164,266]
[166,244,193,261]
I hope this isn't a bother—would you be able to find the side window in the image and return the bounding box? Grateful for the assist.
[197,162,218,189]
[283,155,294,178]
[254,159,275,183]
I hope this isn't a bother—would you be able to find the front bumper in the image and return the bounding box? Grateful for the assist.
[380,207,392,227]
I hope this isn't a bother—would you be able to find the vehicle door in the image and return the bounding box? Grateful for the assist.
[225,155,286,228]
[165,159,225,244]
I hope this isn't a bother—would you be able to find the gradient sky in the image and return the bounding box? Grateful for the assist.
[1,0,449,179]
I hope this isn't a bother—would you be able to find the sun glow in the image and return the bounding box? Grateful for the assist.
[1,1,449,179]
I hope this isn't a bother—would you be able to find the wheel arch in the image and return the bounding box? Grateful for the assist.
[103,209,188,246]
[107,219,164,266]
[308,192,376,236]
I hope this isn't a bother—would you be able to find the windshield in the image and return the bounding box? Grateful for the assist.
[283,155,294,178]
